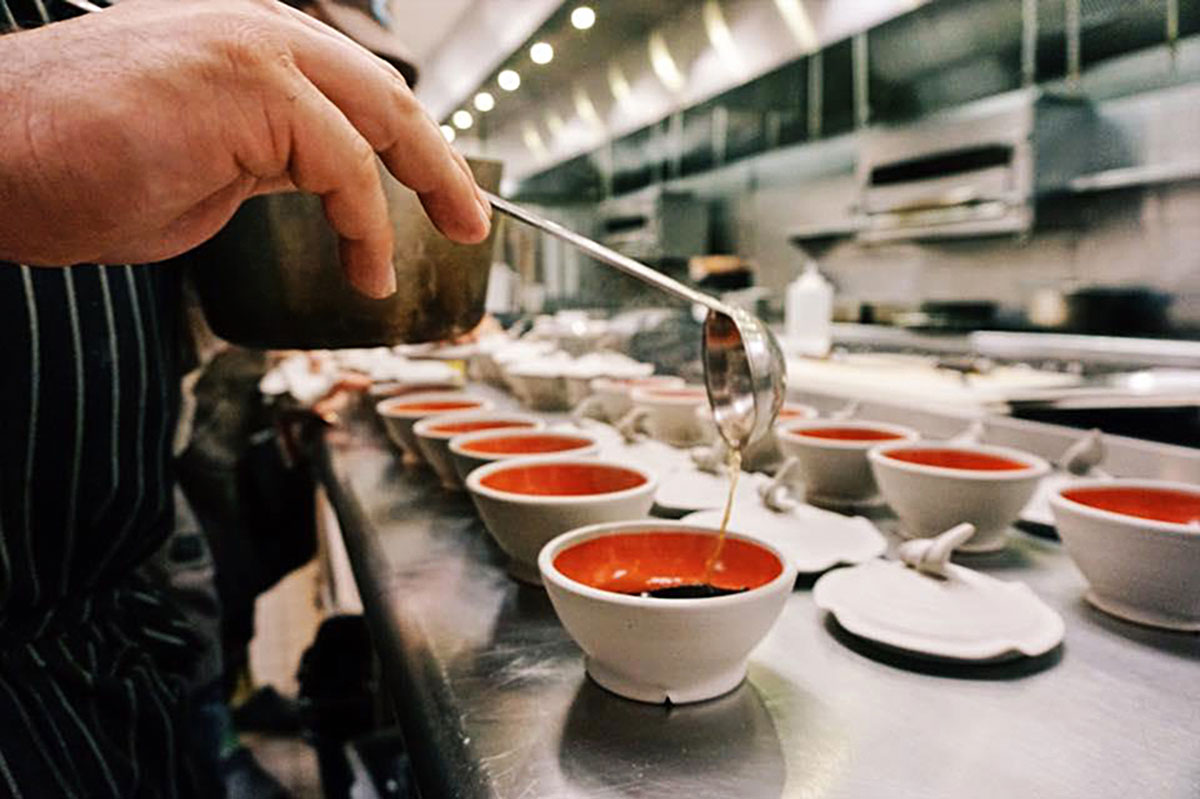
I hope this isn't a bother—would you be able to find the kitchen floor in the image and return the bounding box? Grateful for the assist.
[244,560,324,799]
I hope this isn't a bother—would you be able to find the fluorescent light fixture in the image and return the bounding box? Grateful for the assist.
[451,110,473,130]
[574,86,602,128]
[703,0,744,76]
[571,6,595,30]
[473,91,495,112]
[607,62,633,105]
[530,41,554,65]
[773,0,818,51]
[498,69,521,91]
[649,31,685,92]
[440,124,456,142]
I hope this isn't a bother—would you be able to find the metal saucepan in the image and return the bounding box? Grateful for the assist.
[186,158,502,349]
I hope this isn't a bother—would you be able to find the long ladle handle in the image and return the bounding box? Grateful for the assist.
[484,191,727,314]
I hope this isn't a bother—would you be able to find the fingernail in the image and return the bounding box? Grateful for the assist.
[475,195,492,237]
[475,184,492,218]
[377,262,398,297]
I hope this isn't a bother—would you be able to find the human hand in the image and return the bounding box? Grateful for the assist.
[0,0,490,297]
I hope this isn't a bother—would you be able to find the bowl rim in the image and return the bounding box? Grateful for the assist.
[466,456,658,506]
[449,428,601,461]
[590,374,685,394]
[375,391,491,418]
[1050,477,1200,536]
[777,419,920,450]
[539,519,797,608]
[414,410,544,441]
[629,385,710,405]
[564,363,654,382]
[868,440,1051,480]
[698,401,817,424]
[776,403,820,420]
[505,365,569,380]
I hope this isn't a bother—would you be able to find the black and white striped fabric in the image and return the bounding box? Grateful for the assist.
[1,1,201,795]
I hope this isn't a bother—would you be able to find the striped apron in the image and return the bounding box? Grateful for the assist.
[1,3,200,796]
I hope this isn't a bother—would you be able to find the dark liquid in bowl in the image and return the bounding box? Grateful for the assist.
[554,532,782,596]
[431,420,534,435]
[1062,486,1200,525]
[481,463,645,496]
[885,448,1028,471]
[793,426,905,442]
[641,584,748,599]
[463,434,592,455]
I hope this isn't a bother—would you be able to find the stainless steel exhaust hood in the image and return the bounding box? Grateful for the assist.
[855,88,1127,243]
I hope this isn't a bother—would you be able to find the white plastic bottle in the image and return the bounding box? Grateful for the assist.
[785,260,833,357]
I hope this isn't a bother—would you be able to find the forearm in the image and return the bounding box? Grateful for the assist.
[0,28,49,263]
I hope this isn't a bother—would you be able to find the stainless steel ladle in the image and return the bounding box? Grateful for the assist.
[486,192,786,450]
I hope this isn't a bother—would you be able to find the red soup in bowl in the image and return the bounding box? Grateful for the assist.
[462,433,594,456]
[381,399,483,416]
[480,463,647,496]
[429,419,535,436]
[554,531,783,596]
[791,426,907,442]
[1060,486,1200,526]
[883,448,1030,471]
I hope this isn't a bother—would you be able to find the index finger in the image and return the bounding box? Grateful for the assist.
[280,12,491,244]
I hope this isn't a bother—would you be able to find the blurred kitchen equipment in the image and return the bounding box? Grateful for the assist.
[1064,285,1171,336]
[688,255,754,291]
[856,89,1123,243]
[598,189,709,263]
[486,192,785,451]
[187,158,502,349]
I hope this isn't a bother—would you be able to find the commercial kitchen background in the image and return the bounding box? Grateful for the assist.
[426,0,1200,332]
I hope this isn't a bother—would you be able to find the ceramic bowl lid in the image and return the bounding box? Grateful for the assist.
[682,501,886,574]
[653,465,769,515]
[813,559,1064,662]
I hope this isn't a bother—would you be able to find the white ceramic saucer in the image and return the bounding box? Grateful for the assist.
[653,466,770,515]
[682,502,886,574]
[813,560,1065,662]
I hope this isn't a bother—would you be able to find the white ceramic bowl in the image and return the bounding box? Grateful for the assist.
[539,520,796,704]
[585,375,685,422]
[466,457,657,584]
[628,385,710,447]
[870,441,1051,552]
[448,428,602,486]
[413,410,545,490]
[506,369,571,411]
[376,392,494,464]
[696,402,819,471]
[1050,479,1200,630]
[776,419,919,507]
[563,356,655,408]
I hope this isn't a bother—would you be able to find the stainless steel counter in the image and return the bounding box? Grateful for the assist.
[317,394,1200,799]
